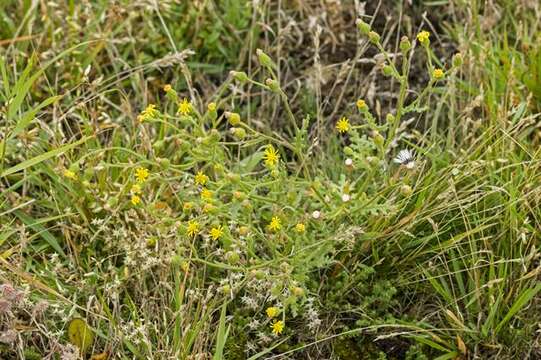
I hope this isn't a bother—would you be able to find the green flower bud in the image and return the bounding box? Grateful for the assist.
[265,78,280,93]
[158,158,170,169]
[225,112,241,126]
[230,70,249,82]
[256,49,274,68]
[226,172,241,183]
[207,102,217,121]
[356,19,371,35]
[452,53,463,67]
[399,36,411,53]
[226,251,240,264]
[343,146,354,156]
[386,113,396,124]
[146,236,157,247]
[382,64,394,77]
[231,127,246,140]
[368,31,380,44]
[373,132,385,147]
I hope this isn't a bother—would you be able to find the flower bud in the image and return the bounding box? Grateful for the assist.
[452,53,463,67]
[231,127,246,140]
[238,226,249,236]
[256,49,274,68]
[225,111,241,126]
[382,64,394,77]
[265,78,280,92]
[356,19,371,35]
[373,132,385,147]
[226,251,240,264]
[343,146,354,156]
[230,70,249,82]
[400,36,411,53]
[207,102,217,121]
[368,31,380,44]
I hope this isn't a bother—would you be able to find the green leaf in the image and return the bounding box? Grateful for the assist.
[67,318,94,354]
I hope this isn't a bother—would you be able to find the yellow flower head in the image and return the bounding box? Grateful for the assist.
[201,188,213,201]
[417,30,430,44]
[163,84,172,92]
[210,226,223,240]
[356,99,368,111]
[131,184,142,194]
[295,223,306,233]
[135,167,150,183]
[207,102,217,112]
[266,307,280,318]
[271,320,284,335]
[336,117,351,133]
[194,171,209,186]
[183,202,194,211]
[187,220,199,237]
[138,104,159,122]
[268,216,282,232]
[131,195,141,206]
[433,68,444,80]
[178,98,192,116]
[263,145,280,168]
[63,169,77,180]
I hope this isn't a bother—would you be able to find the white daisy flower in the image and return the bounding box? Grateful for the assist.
[393,149,415,169]
[341,194,351,202]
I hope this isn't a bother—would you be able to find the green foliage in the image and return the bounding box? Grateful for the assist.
[1,1,540,359]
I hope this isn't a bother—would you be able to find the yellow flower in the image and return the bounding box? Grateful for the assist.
[131,184,142,194]
[210,226,223,240]
[263,145,280,168]
[433,68,444,80]
[183,202,194,212]
[131,195,141,206]
[356,99,367,111]
[266,307,280,318]
[187,220,199,237]
[417,30,430,44]
[268,216,282,232]
[207,102,217,111]
[295,223,306,233]
[135,167,150,183]
[195,171,209,186]
[271,320,284,335]
[138,104,158,122]
[63,169,77,180]
[163,84,172,92]
[336,117,350,133]
[178,98,192,116]
[201,188,212,201]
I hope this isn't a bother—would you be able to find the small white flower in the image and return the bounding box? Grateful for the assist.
[312,210,321,219]
[393,149,415,169]
[344,158,353,167]
[341,194,351,202]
